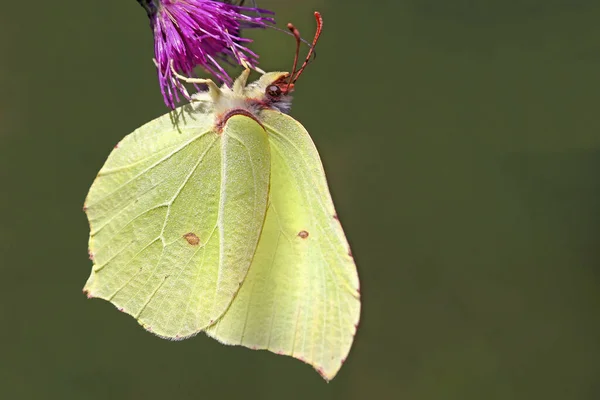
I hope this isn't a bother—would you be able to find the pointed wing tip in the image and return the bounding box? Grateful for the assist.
[315,366,337,382]
[271,347,346,381]
[292,352,344,382]
[82,287,94,299]
[211,339,347,382]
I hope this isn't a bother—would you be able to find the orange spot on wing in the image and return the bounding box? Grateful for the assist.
[183,232,200,246]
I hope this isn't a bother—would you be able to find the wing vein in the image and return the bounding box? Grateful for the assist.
[88,130,212,207]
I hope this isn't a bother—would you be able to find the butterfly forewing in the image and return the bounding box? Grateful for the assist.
[84,106,271,338]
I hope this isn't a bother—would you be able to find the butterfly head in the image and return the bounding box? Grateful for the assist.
[245,71,295,114]
[199,12,323,125]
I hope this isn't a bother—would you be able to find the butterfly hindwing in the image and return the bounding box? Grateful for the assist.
[206,110,360,380]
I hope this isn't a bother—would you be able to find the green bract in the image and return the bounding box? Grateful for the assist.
[83,69,360,381]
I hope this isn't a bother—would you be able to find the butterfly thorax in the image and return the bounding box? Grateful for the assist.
[191,70,294,131]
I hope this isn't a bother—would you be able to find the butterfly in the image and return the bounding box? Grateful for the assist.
[83,12,360,381]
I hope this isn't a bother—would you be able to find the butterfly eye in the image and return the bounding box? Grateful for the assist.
[266,85,282,98]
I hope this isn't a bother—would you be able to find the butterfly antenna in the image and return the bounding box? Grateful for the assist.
[292,12,323,84]
[286,23,302,90]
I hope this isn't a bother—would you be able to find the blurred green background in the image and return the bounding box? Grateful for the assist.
[1,0,599,399]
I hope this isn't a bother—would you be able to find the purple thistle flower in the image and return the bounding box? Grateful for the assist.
[137,0,275,108]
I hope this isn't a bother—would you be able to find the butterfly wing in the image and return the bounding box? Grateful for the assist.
[84,106,271,339]
[206,110,361,380]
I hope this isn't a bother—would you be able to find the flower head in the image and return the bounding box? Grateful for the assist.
[137,0,275,108]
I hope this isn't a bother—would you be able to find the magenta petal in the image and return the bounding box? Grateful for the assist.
[139,0,275,108]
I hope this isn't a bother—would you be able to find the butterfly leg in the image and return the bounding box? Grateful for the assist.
[169,60,219,89]
[232,62,252,94]
[168,60,222,102]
